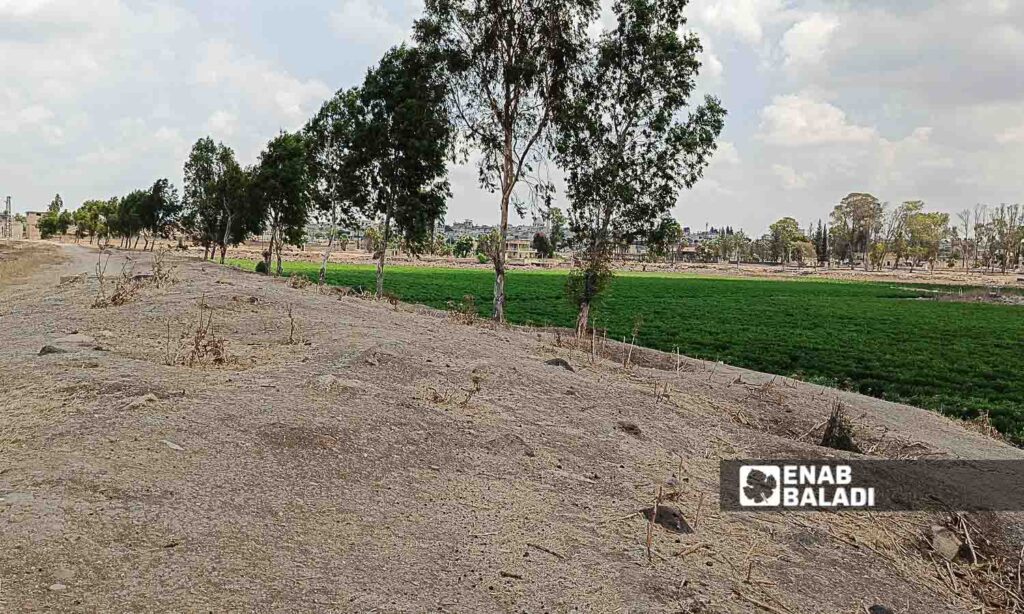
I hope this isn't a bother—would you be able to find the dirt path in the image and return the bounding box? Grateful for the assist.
[1,243,1021,613]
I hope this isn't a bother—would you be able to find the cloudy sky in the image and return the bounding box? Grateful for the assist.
[2,0,1022,235]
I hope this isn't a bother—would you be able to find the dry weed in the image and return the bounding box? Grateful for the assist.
[289,275,311,290]
[961,412,1007,442]
[165,297,228,367]
[820,399,861,453]
[446,294,478,324]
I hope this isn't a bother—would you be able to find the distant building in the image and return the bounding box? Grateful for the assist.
[505,239,537,261]
[25,211,45,240]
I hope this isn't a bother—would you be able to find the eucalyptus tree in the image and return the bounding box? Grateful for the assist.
[956,209,972,270]
[305,88,367,285]
[415,0,598,321]
[646,215,683,262]
[554,0,725,335]
[115,189,148,248]
[357,45,451,298]
[991,203,1022,273]
[140,178,182,250]
[252,131,311,275]
[183,137,224,259]
[212,147,255,263]
[184,137,262,262]
[907,210,949,271]
[769,217,802,264]
[829,193,883,269]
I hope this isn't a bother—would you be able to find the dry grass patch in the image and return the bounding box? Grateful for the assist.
[0,242,65,285]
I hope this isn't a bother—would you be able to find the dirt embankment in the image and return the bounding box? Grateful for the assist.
[1,243,1022,613]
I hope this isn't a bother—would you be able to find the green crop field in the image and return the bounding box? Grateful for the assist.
[230,259,1024,442]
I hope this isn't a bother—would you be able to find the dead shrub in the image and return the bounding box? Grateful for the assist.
[165,297,228,367]
[446,294,478,324]
[289,275,311,290]
[381,292,400,309]
[151,249,176,287]
[961,412,1006,442]
[93,257,144,307]
[93,251,173,308]
[820,399,861,453]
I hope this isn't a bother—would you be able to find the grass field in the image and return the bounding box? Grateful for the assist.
[231,259,1024,442]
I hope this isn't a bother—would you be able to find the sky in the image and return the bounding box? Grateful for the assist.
[2,0,1022,235]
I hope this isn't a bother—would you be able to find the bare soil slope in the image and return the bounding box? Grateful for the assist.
[1,242,1022,613]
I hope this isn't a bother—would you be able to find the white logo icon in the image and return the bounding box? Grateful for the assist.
[739,465,781,507]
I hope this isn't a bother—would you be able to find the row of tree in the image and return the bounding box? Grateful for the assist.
[38,182,181,250]
[179,44,450,297]
[181,0,724,331]
[44,0,725,334]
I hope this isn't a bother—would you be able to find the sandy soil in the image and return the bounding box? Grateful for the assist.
[1,241,1022,613]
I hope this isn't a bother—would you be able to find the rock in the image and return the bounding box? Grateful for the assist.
[641,505,693,534]
[616,421,642,438]
[121,394,158,410]
[544,358,574,372]
[868,606,894,614]
[48,583,67,592]
[162,439,185,452]
[38,345,68,355]
[930,525,962,561]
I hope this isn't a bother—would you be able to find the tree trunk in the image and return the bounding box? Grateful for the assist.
[319,213,336,286]
[493,189,511,322]
[375,209,393,299]
[220,212,233,265]
[264,227,276,274]
[576,300,590,339]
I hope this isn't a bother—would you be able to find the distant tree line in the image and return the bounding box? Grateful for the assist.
[698,193,1022,273]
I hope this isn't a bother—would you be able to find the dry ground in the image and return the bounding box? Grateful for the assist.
[1,241,1023,613]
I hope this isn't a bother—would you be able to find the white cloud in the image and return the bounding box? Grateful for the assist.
[714,141,741,165]
[771,164,811,190]
[693,0,785,45]
[781,13,839,71]
[758,94,877,146]
[194,41,330,127]
[329,0,410,49]
[205,111,238,139]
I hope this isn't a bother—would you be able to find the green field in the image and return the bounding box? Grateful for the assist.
[231,259,1024,442]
